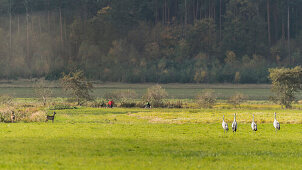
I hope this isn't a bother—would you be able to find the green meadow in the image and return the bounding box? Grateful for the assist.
[0,82,301,169]
[0,107,301,169]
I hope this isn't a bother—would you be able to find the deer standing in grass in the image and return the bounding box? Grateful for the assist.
[11,111,15,123]
[46,112,56,123]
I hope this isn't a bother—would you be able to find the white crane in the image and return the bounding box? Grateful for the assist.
[251,114,257,131]
[232,113,237,133]
[222,115,229,133]
[274,112,280,132]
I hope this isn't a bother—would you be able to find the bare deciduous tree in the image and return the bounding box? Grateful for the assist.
[60,70,93,105]
[34,80,53,106]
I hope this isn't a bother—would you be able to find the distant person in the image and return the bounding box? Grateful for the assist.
[100,101,105,107]
[108,100,114,108]
[145,102,151,108]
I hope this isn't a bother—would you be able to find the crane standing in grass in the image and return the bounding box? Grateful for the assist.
[232,113,237,133]
[222,115,229,133]
[251,114,257,131]
[274,112,280,132]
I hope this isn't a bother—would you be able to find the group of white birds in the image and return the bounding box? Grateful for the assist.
[222,112,281,133]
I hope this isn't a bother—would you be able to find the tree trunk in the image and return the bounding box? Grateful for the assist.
[9,0,12,59]
[26,9,29,60]
[59,7,64,50]
[288,1,291,65]
[48,0,50,32]
[267,0,271,46]
[18,16,20,34]
[220,0,222,41]
[185,0,187,25]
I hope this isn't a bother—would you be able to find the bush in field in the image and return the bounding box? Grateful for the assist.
[228,93,246,107]
[0,95,13,105]
[166,100,183,108]
[269,66,302,108]
[28,111,47,122]
[196,89,216,108]
[49,104,77,110]
[143,85,168,107]
[0,108,14,122]
[0,108,46,123]
[61,70,93,105]
[34,80,53,106]
[86,98,106,108]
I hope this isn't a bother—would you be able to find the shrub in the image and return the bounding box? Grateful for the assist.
[0,108,46,123]
[143,85,168,107]
[0,95,13,105]
[166,101,183,108]
[34,80,53,106]
[228,93,246,107]
[196,89,216,108]
[0,108,14,122]
[49,104,77,110]
[28,111,47,122]
[86,99,106,108]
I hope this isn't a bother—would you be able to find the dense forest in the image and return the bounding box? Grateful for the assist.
[0,0,301,83]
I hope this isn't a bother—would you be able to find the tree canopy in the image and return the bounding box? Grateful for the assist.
[0,0,302,83]
[269,66,302,108]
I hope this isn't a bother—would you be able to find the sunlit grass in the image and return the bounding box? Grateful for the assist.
[0,102,301,169]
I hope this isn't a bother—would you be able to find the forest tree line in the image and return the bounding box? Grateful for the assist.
[0,0,301,83]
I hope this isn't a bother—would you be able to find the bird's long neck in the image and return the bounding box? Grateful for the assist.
[253,115,254,122]
[234,114,236,121]
[275,113,276,120]
[223,115,225,121]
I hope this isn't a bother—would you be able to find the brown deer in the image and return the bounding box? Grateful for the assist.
[46,112,56,123]
[11,111,15,123]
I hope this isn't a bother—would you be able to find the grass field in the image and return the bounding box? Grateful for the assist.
[0,107,301,169]
[0,82,301,169]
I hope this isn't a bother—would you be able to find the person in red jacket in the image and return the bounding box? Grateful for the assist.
[108,100,114,108]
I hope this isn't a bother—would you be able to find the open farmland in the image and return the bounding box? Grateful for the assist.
[0,82,301,169]
[0,106,301,169]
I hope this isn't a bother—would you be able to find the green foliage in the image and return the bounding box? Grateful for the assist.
[0,1,300,83]
[143,85,168,107]
[196,89,217,108]
[269,66,302,108]
[60,71,93,105]
[49,105,77,110]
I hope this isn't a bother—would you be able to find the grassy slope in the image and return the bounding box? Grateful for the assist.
[0,107,301,169]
